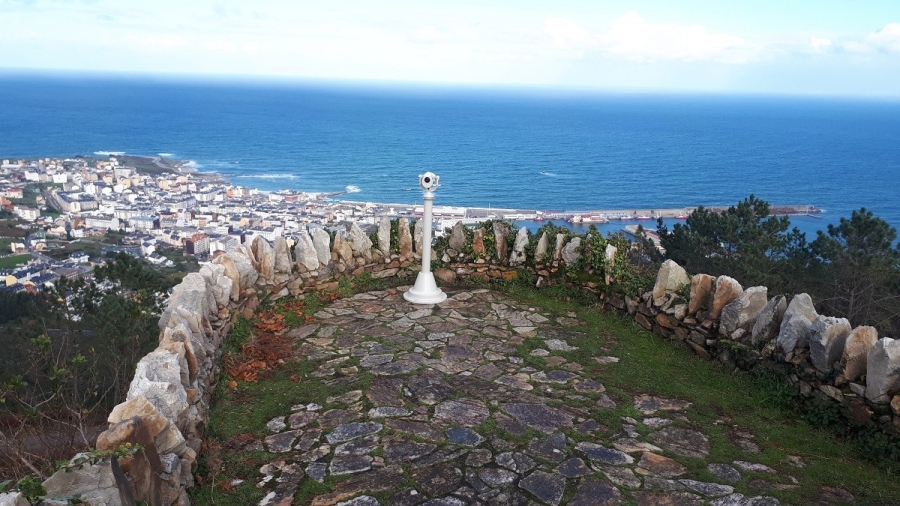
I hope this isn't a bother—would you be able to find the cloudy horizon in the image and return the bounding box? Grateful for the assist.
[2,0,899,97]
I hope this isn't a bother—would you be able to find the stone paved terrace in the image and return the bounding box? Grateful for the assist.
[220,288,862,506]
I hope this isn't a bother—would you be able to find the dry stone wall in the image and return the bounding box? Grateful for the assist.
[32,218,900,506]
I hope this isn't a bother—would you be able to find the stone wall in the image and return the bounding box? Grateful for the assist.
[25,219,900,506]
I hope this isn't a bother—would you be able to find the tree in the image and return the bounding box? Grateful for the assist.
[657,195,808,292]
[809,208,900,332]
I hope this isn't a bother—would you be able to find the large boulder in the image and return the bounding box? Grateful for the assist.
[449,221,467,252]
[534,232,549,263]
[493,221,509,263]
[107,395,169,439]
[866,337,900,403]
[398,219,413,259]
[652,260,691,303]
[561,237,581,266]
[720,286,768,337]
[842,326,879,381]
[688,274,715,316]
[294,232,319,272]
[866,337,900,404]
[809,316,852,373]
[348,223,373,260]
[709,276,742,320]
[776,293,818,353]
[214,254,241,301]
[310,227,332,268]
[377,217,391,254]
[509,227,528,265]
[750,295,787,347]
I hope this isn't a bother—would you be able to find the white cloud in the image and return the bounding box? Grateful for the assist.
[866,22,900,53]
[599,12,756,63]
[124,33,187,52]
[809,36,832,52]
[408,25,443,44]
[543,16,592,50]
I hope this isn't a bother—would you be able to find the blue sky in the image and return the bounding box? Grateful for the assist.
[2,0,899,96]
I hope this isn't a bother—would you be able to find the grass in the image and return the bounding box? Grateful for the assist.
[0,254,32,269]
[501,280,900,506]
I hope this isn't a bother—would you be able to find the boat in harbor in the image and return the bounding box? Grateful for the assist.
[569,214,609,224]
[675,214,688,219]
[635,215,651,220]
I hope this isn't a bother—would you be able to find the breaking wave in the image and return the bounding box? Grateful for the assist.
[345,185,361,193]
[94,151,125,156]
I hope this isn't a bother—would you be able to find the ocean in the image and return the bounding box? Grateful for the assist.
[1,74,899,237]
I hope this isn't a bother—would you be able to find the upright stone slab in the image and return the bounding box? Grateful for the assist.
[751,295,787,347]
[509,227,528,265]
[251,235,276,282]
[534,232,549,263]
[310,227,332,268]
[866,337,900,403]
[776,293,818,353]
[842,326,878,381]
[377,217,391,254]
[709,276,742,320]
[398,219,413,259]
[561,237,581,266]
[348,223,373,260]
[688,274,715,316]
[126,349,189,423]
[553,233,565,262]
[273,236,292,276]
[809,316,852,373]
[413,219,425,258]
[604,244,617,285]
[449,221,467,252]
[720,286,768,337]
[215,254,241,301]
[472,227,486,257]
[652,260,691,303]
[333,232,353,264]
[493,221,509,264]
[294,232,319,272]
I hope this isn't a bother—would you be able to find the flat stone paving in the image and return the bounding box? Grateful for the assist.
[251,288,796,506]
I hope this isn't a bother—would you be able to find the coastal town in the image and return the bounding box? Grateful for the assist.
[0,154,822,294]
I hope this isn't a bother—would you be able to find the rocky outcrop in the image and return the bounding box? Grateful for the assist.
[866,338,900,403]
[842,326,878,381]
[42,460,122,506]
[709,276,742,320]
[750,295,787,348]
[809,316,852,373]
[652,260,690,304]
[720,286,767,338]
[776,293,818,353]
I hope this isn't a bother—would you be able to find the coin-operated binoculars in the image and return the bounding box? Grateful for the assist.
[403,172,447,304]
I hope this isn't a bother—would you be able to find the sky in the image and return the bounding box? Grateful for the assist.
[1,0,899,96]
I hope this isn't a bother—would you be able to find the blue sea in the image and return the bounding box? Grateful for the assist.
[1,74,899,237]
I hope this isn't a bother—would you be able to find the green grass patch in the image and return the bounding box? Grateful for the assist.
[501,281,900,505]
[0,254,31,269]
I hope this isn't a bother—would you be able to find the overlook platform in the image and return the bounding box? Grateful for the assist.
[210,288,832,506]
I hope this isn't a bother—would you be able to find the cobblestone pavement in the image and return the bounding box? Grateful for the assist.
[250,289,790,506]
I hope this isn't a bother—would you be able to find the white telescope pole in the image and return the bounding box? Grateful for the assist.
[404,172,447,304]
